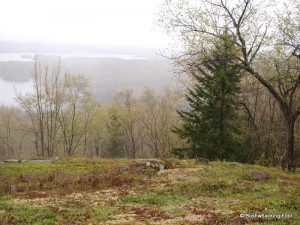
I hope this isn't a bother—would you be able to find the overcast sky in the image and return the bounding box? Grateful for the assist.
[0,0,168,48]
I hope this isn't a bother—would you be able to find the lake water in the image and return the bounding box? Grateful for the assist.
[0,78,33,106]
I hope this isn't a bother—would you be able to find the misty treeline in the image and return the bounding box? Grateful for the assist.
[0,60,185,159]
[0,0,300,171]
[0,56,299,168]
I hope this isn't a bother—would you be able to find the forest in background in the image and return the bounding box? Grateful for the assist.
[0,0,300,172]
[0,57,299,169]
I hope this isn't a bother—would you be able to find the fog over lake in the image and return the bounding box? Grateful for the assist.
[0,52,146,62]
[0,48,174,106]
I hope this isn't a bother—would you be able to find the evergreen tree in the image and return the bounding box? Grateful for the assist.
[107,117,125,158]
[173,32,242,160]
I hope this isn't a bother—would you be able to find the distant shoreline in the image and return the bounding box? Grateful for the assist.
[0,52,146,62]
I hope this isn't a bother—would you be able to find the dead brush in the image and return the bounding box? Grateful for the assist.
[77,174,101,190]
[0,177,12,194]
[57,179,75,195]
[35,172,74,194]
[16,174,30,183]
[21,191,49,199]
[36,170,62,191]
[75,167,135,190]
[104,170,135,187]
[1,183,11,194]
[42,173,55,182]
[40,173,55,183]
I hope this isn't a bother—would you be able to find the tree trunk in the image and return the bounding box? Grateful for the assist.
[220,91,225,146]
[284,117,296,172]
[95,146,100,157]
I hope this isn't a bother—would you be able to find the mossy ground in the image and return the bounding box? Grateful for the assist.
[0,158,299,224]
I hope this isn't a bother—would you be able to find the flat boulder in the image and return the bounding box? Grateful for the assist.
[252,169,269,180]
[4,159,21,163]
[30,160,52,163]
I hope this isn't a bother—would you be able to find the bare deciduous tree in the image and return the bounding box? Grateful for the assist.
[58,73,92,156]
[16,60,63,157]
[16,60,92,157]
[0,106,24,159]
[110,89,141,159]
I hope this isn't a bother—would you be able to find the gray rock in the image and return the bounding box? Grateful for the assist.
[4,159,21,163]
[11,184,18,192]
[149,162,165,171]
[30,160,52,163]
[151,163,158,168]
[120,166,130,172]
[10,184,23,192]
[133,160,165,171]
[159,164,165,171]
[252,169,269,180]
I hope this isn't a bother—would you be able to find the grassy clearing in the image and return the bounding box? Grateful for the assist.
[0,202,57,225]
[0,158,299,224]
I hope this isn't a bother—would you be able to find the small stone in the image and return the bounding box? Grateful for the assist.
[120,166,129,172]
[11,184,18,192]
[151,163,159,168]
[252,169,269,180]
[159,164,165,170]
[10,184,24,192]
